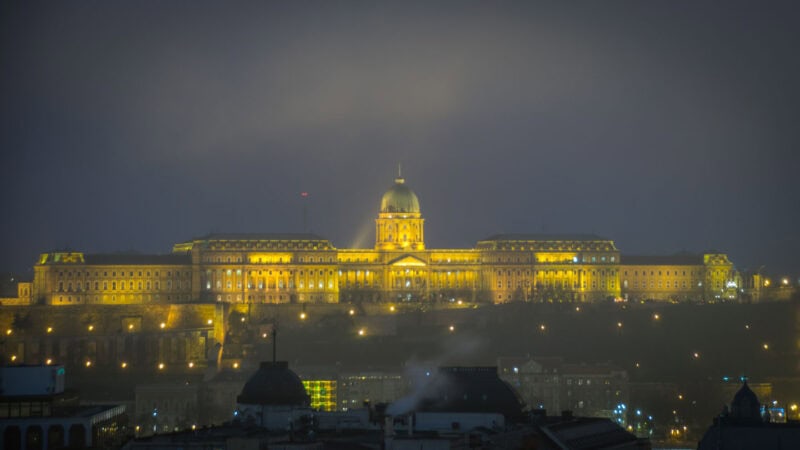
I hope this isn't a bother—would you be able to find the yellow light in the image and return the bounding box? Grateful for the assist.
[457,300,463,305]
[121,362,127,368]
[300,312,307,320]
[160,322,166,329]
[653,313,660,320]
[88,325,94,331]
[158,363,165,370]
[745,324,750,330]
[128,324,134,330]
[207,319,213,325]
[635,362,640,368]
[45,358,52,365]
[240,317,246,322]
[763,343,769,350]
[389,306,395,312]
[790,404,798,412]
[135,426,140,432]
[693,352,700,359]
[540,324,546,331]
[47,327,53,333]
[233,362,239,369]
[575,306,581,312]
[188,362,194,368]
[191,425,196,430]
[85,360,92,367]
[678,394,684,400]
[617,322,623,328]
[262,332,268,338]
[358,328,365,336]
[449,325,455,332]
[6,329,11,335]
[349,309,355,316]
[11,355,17,361]
[782,278,790,285]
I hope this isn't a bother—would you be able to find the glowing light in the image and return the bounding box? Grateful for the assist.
[791,404,798,412]
[45,358,52,365]
[299,312,307,320]
[188,362,194,368]
[160,322,166,329]
[449,325,455,332]
[635,362,640,368]
[358,328,365,336]
[121,362,127,368]
[617,322,623,328]
[389,306,395,312]
[158,363,165,370]
[575,306,581,312]
[47,327,53,333]
[262,332,268,338]
[85,360,92,367]
[240,317,246,322]
[678,394,684,400]
[6,329,12,335]
[207,319,213,325]
[745,324,750,330]
[128,324,134,330]
[457,300,463,305]
[191,424,196,430]
[763,343,769,350]
[693,352,700,359]
[233,362,239,369]
[653,313,660,320]
[349,309,355,316]
[88,325,94,331]
[11,355,17,361]
[782,278,790,285]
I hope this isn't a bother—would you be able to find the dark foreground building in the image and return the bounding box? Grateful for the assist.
[697,381,800,450]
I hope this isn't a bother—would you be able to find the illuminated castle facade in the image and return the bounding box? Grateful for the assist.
[24,176,741,306]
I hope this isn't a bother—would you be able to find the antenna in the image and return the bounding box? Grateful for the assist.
[398,163,402,178]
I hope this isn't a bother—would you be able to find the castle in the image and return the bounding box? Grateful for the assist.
[12,175,741,307]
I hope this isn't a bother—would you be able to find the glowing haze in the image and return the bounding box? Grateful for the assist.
[1,2,799,274]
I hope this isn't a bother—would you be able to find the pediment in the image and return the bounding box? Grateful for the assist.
[389,254,427,267]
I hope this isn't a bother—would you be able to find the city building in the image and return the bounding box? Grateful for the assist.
[498,357,629,418]
[0,365,127,449]
[14,175,741,308]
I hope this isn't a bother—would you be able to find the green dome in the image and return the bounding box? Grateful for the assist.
[380,177,420,213]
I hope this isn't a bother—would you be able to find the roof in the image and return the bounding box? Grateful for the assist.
[82,253,191,265]
[413,367,525,419]
[540,417,640,450]
[237,361,310,407]
[621,254,703,265]
[192,233,330,242]
[480,234,610,242]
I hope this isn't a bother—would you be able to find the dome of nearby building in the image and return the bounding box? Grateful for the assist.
[415,367,525,420]
[236,361,310,407]
[730,381,761,423]
[380,177,420,214]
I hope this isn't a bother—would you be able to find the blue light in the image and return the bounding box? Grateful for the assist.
[722,376,730,382]
[636,409,641,416]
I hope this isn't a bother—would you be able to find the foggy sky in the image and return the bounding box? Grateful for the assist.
[2,2,799,276]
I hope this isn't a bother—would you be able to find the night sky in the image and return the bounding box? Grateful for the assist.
[2,2,799,276]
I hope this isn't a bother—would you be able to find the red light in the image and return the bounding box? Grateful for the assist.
[300,192,309,197]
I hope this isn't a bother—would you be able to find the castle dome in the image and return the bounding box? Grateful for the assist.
[380,177,420,214]
[236,361,310,407]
